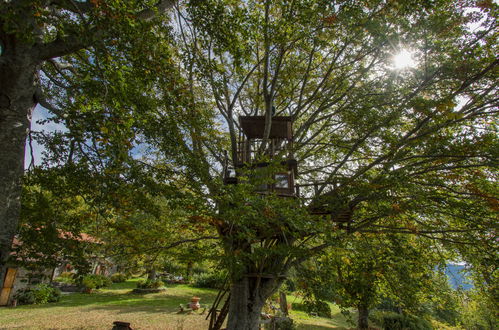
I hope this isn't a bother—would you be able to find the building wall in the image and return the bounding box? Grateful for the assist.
[0,267,53,305]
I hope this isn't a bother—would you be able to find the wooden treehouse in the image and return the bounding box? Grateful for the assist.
[211,115,355,330]
[223,116,298,197]
[222,115,355,226]
[222,114,353,226]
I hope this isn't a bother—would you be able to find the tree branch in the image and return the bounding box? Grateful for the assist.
[35,33,92,61]
[137,0,176,21]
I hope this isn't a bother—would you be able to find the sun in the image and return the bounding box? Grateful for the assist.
[392,49,416,70]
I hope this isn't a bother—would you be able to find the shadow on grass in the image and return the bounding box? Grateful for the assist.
[19,281,218,312]
[296,325,351,330]
[291,308,354,330]
[87,299,213,315]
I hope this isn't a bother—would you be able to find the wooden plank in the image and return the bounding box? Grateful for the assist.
[0,288,11,306]
[279,291,288,316]
[0,268,17,306]
[4,268,17,288]
[212,294,230,330]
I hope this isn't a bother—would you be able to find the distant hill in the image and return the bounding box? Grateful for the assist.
[446,264,473,290]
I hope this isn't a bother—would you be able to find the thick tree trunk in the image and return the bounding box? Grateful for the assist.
[226,276,268,330]
[0,42,39,287]
[357,304,370,330]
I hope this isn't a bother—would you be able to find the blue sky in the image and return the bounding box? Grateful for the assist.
[24,104,67,169]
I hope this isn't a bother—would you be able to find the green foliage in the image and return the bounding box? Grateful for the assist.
[369,311,432,330]
[59,272,75,279]
[54,272,76,284]
[282,278,297,293]
[292,301,332,319]
[192,272,226,289]
[14,284,61,305]
[136,279,164,289]
[162,260,185,274]
[54,276,74,285]
[110,273,128,283]
[459,290,498,330]
[264,317,296,330]
[6,0,497,326]
[15,184,94,275]
[82,274,112,290]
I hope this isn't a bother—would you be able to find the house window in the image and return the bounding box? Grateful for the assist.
[275,173,290,189]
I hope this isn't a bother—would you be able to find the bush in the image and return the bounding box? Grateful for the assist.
[53,276,74,284]
[192,272,226,289]
[162,261,184,274]
[264,317,296,330]
[82,274,112,290]
[54,272,75,285]
[110,273,127,283]
[370,310,432,330]
[59,271,74,279]
[82,276,97,290]
[292,301,332,318]
[14,284,61,305]
[136,279,164,289]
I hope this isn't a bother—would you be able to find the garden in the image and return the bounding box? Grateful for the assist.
[0,278,352,330]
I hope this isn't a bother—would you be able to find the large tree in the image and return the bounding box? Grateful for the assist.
[0,0,178,285]
[3,0,497,328]
[171,0,498,328]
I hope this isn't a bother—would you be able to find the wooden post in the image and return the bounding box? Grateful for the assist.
[279,291,288,316]
[0,268,17,306]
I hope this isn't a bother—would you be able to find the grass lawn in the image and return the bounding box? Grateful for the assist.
[0,279,353,329]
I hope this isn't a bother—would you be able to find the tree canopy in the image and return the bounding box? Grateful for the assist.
[2,0,497,328]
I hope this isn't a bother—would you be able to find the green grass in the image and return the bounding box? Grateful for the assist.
[0,279,352,329]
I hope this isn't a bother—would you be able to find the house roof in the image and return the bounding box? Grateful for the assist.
[12,229,100,249]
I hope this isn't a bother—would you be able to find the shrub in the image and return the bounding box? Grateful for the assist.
[292,301,332,318]
[59,272,74,279]
[82,274,112,290]
[82,276,97,290]
[136,279,164,289]
[14,288,35,305]
[192,272,226,289]
[162,261,184,274]
[305,300,332,318]
[264,317,296,330]
[53,276,74,284]
[370,310,432,330]
[14,284,61,305]
[54,272,75,285]
[110,273,127,283]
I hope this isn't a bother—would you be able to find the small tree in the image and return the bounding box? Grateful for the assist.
[299,233,443,329]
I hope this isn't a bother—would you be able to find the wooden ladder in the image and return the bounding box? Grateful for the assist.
[207,287,230,330]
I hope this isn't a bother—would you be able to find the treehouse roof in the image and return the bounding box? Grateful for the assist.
[239,116,293,139]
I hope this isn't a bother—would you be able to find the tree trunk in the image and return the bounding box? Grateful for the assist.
[147,268,157,281]
[357,304,370,330]
[279,291,289,316]
[186,261,193,281]
[226,276,269,330]
[0,40,39,287]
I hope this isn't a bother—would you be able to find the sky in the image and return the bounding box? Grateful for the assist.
[24,104,66,169]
